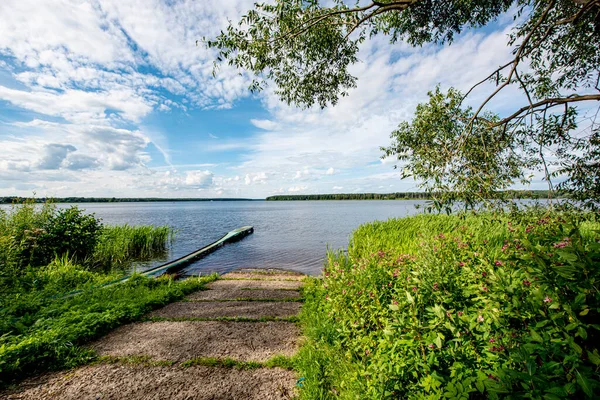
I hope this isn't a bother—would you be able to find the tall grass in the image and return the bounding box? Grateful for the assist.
[92,225,173,269]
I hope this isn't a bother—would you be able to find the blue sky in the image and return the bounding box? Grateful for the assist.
[0,0,550,198]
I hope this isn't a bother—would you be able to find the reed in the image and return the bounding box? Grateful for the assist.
[92,224,173,269]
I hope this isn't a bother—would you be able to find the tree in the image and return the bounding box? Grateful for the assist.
[207,0,600,210]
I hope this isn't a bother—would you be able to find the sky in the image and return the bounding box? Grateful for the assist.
[0,0,550,199]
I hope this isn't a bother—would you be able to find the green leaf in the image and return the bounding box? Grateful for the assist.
[576,371,593,397]
[530,329,543,342]
[579,308,589,316]
[587,350,600,366]
[389,304,399,311]
[434,336,442,349]
[406,291,414,304]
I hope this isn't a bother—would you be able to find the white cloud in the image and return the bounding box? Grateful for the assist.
[288,186,307,193]
[184,170,214,188]
[250,119,279,130]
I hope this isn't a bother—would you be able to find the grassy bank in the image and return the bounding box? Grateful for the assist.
[296,210,600,398]
[0,201,211,386]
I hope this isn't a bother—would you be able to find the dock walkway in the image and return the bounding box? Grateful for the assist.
[4,269,305,400]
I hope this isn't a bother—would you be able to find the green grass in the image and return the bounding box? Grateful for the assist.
[295,210,600,399]
[0,200,211,388]
[0,274,217,386]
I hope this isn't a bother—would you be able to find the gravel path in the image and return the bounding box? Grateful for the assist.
[3,268,305,400]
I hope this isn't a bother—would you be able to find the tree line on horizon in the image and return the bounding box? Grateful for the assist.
[266,190,557,201]
[0,197,255,204]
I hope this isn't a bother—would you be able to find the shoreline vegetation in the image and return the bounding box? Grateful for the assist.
[295,209,600,398]
[1,190,561,204]
[0,201,216,386]
[267,190,561,201]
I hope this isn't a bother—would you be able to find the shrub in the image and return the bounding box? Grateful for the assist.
[298,211,600,399]
[37,206,102,266]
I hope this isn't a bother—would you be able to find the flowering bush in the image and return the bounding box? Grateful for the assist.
[299,211,600,398]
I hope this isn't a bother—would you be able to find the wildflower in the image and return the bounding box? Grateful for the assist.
[433,283,439,291]
[428,344,435,349]
[412,287,417,292]
[365,349,370,355]
[477,315,484,322]
[482,271,487,277]
[458,261,465,267]
[489,338,495,343]
[458,311,463,316]
[482,286,488,292]
[543,296,553,303]
[357,291,362,295]
[342,290,346,295]
[377,250,386,258]
[525,225,533,233]
[446,312,451,317]
[388,282,392,287]
[393,300,398,305]
[523,280,531,286]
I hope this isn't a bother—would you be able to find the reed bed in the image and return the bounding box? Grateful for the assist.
[92,225,173,269]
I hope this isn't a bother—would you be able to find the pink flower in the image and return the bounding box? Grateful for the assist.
[412,287,417,292]
[428,344,435,349]
[523,280,531,286]
[459,262,465,267]
[446,312,451,317]
[489,338,495,343]
[482,272,487,277]
[482,286,488,292]
[458,311,463,316]
[477,315,484,322]
[544,296,553,303]
[495,260,503,266]
[393,300,398,305]
[365,349,370,355]
[433,283,439,291]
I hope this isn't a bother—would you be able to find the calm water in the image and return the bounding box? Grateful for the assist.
[16,201,427,276]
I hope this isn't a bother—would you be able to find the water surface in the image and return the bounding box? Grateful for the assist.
[20,201,427,275]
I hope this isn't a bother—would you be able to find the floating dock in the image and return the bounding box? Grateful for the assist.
[140,225,254,278]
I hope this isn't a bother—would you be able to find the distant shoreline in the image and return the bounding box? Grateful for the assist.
[266,190,557,201]
[1,190,559,204]
[0,197,260,204]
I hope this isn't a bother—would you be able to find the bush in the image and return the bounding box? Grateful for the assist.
[298,211,600,399]
[36,206,102,266]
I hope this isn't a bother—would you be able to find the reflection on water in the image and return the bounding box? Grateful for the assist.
[24,201,427,276]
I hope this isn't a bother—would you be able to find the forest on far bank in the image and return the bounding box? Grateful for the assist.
[266,190,559,201]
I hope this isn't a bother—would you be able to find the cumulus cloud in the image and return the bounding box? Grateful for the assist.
[37,144,76,170]
[185,170,214,188]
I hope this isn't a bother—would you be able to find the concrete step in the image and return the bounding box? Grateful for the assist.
[90,321,299,362]
[149,301,301,319]
[3,364,296,400]
[187,287,300,301]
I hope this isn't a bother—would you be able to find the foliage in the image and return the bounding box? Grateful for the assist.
[0,273,216,386]
[0,202,172,284]
[383,87,532,210]
[0,200,191,386]
[209,0,600,210]
[296,210,600,398]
